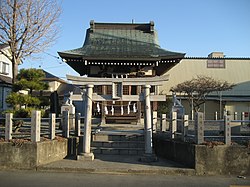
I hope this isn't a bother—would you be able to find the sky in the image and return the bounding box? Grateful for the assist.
[19,0,250,80]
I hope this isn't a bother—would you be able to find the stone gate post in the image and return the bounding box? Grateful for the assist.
[78,84,94,161]
[140,85,157,162]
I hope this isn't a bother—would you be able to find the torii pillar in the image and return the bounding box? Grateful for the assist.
[140,85,157,162]
[77,84,94,161]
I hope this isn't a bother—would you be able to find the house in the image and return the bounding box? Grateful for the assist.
[41,70,83,116]
[0,44,12,114]
[160,52,250,120]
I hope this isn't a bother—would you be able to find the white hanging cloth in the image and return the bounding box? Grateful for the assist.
[111,105,114,115]
[105,106,108,115]
[121,106,124,115]
[127,104,130,114]
[97,102,100,113]
[133,103,137,113]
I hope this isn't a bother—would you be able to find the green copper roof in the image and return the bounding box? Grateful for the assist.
[58,21,185,60]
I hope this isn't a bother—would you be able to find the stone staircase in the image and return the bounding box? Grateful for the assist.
[91,131,145,155]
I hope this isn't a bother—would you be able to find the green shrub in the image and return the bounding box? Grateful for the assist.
[3,108,46,118]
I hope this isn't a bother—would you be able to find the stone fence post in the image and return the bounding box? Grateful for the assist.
[49,113,56,140]
[152,111,157,132]
[241,112,245,126]
[224,114,231,145]
[160,114,167,132]
[75,113,81,136]
[182,115,189,142]
[171,111,177,139]
[194,112,204,144]
[62,110,70,138]
[31,110,41,142]
[214,111,218,120]
[234,112,238,120]
[5,113,13,141]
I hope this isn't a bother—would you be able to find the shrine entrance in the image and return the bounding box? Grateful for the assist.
[66,74,168,161]
[58,20,185,161]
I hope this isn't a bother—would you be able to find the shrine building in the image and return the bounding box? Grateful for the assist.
[58,20,185,125]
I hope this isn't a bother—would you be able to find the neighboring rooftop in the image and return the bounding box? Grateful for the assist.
[185,52,250,59]
[43,70,67,84]
[0,75,12,85]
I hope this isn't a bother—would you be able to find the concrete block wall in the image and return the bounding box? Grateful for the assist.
[195,145,250,175]
[0,139,67,169]
[153,135,250,175]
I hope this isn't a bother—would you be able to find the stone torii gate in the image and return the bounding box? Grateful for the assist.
[67,74,169,161]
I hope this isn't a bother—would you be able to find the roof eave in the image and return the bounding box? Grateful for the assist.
[58,52,185,61]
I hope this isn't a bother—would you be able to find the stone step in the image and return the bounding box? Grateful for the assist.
[91,147,144,155]
[91,140,145,149]
[92,134,144,142]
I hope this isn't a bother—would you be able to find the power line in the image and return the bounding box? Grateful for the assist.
[42,51,60,59]
[42,64,67,69]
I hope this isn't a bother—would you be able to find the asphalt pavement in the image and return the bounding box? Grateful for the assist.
[0,170,249,187]
[37,154,195,176]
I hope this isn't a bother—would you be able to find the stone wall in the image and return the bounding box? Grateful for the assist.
[153,135,250,175]
[154,138,195,168]
[37,139,68,166]
[195,145,249,175]
[0,139,67,169]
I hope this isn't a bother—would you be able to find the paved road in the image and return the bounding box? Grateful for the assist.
[0,171,249,187]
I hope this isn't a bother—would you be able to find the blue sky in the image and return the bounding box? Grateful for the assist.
[20,0,250,79]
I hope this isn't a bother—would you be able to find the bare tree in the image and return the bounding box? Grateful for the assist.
[170,75,235,112]
[0,0,61,83]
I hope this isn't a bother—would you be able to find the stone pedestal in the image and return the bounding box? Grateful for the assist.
[61,103,75,130]
[140,153,158,162]
[77,153,94,161]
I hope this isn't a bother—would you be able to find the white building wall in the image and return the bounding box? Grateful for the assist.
[0,46,13,114]
[0,47,13,79]
[160,58,250,95]
[160,56,250,119]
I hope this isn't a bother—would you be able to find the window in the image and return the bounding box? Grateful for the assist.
[94,85,102,94]
[123,85,129,95]
[207,59,225,68]
[0,61,10,75]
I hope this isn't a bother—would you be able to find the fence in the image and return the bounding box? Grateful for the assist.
[157,112,250,145]
[1,110,249,145]
[0,111,83,142]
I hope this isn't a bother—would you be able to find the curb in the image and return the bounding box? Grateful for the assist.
[36,166,196,176]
